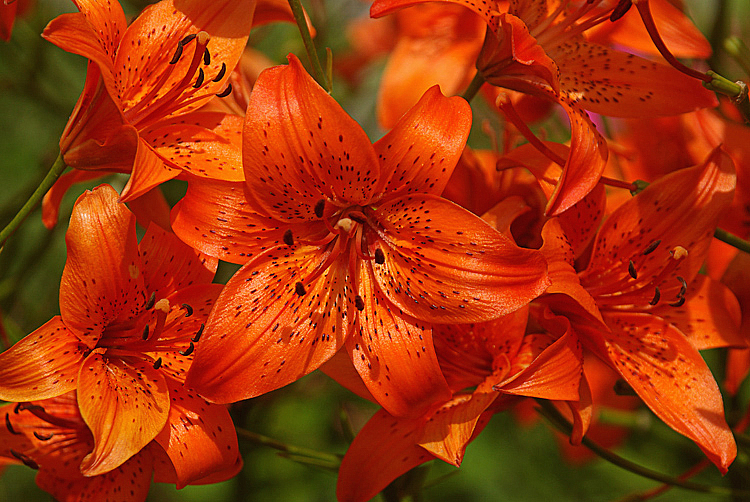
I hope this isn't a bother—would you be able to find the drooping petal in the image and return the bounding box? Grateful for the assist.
[0,317,84,402]
[42,169,107,230]
[374,86,472,198]
[120,139,180,202]
[170,177,288,265]
[337,408,436,502]
[154,381,240,488]
[142,111,244,182]
[371,194,550,324]
[60,185,147,348]
[139,223,217,300]
[585,312,736,473]
[554,41,718,117]
[581,147,736,298]
[125,185,172,232]
[348,266,451,418]
[78,352,170,476]
[186,246,353,403]
[243,54,381,218]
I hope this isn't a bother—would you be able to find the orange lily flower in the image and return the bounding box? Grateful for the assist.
[372,0,717,215]
[0,185,239,483]
[41,0,255,210]
[172,55,550,418]
[0,392,240,501]
[538,147,742,472]
[336,307,583,502]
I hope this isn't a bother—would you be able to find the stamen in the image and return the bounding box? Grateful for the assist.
[355,295,365,311]
[179,341,195,356]
[295,282,307,296]
[192,324,204,343]
[10,450,38,470]
[169,44,184,65]
[643,239,661,255]
[5,413,19,435]
[213,62,227,82]
[628,260,637,279]
[181,303,194,317]
[203,47,211,66]
[314,199,326,218]
[216,84,233,98]
[145,292,156,310]
[153,357,162,369]
[193,68,205,88]
[283,229,294,246]
[180,33,197,46]
[496,93,566,167]
[374,248,385,264]
[649,287,660,306]
[677,276,688,297]
[33,431,53,441]
[336,218,354,233]
[142,324,150,340]
[669,296,686,308]
[610,0,632,21]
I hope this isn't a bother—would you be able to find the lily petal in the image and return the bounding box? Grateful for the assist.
[78,352,169,476]
[120,139,180,202]
[42,169,107,230]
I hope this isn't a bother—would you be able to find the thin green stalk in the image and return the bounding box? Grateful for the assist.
[536,401,750,497]
[287,0,329,91]
[714,227,750,254]
[236,427,341,467]
[703,70,750,124]
[461,72,485,103]
[0,154,67,248]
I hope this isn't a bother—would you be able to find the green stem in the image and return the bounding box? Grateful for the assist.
[703,70,750,123]
[236,427,341,467]
[714,227,750,254]
[536,401,750,497]
[461,72,485,103]
[0,154,67,248]
[287,0,329,92]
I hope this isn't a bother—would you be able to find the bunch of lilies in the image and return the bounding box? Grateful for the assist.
[1,0,750,500]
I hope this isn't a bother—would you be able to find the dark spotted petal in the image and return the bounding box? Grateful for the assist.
[60,185,147,349]
[78,352,169,476]
[186,246,354,403]
[243,54,381,220]
[371,194,550,323]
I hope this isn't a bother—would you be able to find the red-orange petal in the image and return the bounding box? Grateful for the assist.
[60,185,147,348]
[120,139,180,202]
[139,223,217,299]
[374,86,472,198]
[78,352,169,476]
[186,247,353,403]
[0,317,84,402]
[243,54,381,219]
[371,194,550,323]
[170,176,288,265]
[154,381,239,488]
[348,266,451,418]
[588,312,736,472]
[42,169,107,230]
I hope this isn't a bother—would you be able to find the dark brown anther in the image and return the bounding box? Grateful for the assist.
[33,431,53,441]
[355,295,365,311]
[153,357,162,370]
[216,83,232,98]
[613,379,637,396]
[213,62,227,82]
[314,199,326,218]
[10,450,38,470]
[374,248,385,264]
[179,33,197,46]
[283,229,294,246]
[142,324,150,340]
[628,260,637,279]
[145,292,156,310]
[169,43,184,64]
[295,282,306,296]
[649,287,660,306]
[643,239,661,255]
[179,342,195,357]
[349,214,366,224]
[610,0,632,22]
[181,303,194,317]
[193,68,205,88]
[5,413,20,435]
[677,276,687,297]
[192,324,204,343]
[203,47,211,65]
[669,296,686,308]
[13,403,21,414]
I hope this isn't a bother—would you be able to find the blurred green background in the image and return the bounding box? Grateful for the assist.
[1,0,749,500]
